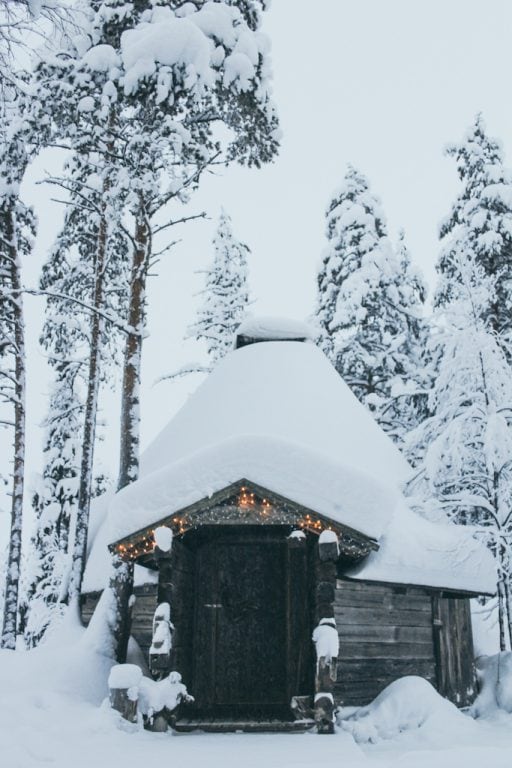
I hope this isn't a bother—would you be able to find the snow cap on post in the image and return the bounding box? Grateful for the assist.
[319,529,339,561]
[154,525,173,553]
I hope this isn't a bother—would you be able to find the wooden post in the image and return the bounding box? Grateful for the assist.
[108,664,142,724]
[314,533,339,734]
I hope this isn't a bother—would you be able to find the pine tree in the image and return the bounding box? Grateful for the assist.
[0,94,35,649]
[436,114,512,341]
[408,255,512,649]
[31,0,279,658]
[188,210,251,367]
[316,166,427,444]
[23,153,130,633]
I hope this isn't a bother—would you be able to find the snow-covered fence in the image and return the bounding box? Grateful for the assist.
[313,531,340,733]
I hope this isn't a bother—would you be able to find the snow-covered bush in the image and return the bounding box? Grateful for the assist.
[472,653,512,716]
[337,676,467,743]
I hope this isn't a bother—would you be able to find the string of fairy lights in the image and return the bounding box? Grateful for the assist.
[113,485,372,562]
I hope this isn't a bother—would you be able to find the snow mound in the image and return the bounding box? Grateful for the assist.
[472,653,512,716]
[338,677,467,743]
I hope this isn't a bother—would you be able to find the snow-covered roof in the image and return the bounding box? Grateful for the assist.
[83,339,496,596]
[346,502,497,595]
[140,340,411,484]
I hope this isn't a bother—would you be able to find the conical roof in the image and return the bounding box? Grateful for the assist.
[83,338,496,596]
[141,340,411,486]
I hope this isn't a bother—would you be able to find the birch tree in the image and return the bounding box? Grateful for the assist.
[0,96,35,649]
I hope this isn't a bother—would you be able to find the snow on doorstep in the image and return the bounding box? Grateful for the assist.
[140,340,411,487]
[236,315,315,342]
[346,501,497,595]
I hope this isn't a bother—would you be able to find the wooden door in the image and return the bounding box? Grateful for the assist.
[192,532,288,719]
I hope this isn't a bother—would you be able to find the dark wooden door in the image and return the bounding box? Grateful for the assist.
[192,533,288,719]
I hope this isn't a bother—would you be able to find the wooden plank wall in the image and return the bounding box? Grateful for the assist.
[334,580,436,706]
[433,596,476,707]
[81,583,158,663]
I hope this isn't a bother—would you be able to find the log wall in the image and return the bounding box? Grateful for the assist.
[334,580,437,706]
[81,583,158,662]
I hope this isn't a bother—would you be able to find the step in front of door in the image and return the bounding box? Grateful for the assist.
[173,718,315,733]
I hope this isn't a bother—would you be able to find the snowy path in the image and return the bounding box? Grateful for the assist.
[4,698,512,768]
[2,633,512,768]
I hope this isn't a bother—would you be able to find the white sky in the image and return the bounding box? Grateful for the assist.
[2,0,512,539]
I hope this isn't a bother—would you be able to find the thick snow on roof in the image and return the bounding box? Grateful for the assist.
[83,339,496,596]
[346,503,497,595]
[236,316,315,342]
[100,434,399,545]
[141,341,411,485]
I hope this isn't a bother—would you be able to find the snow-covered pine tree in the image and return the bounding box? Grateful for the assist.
[436,114,512,342]
[316,166,427,445]
[0,93,35,649]
[32,0,279,658]
[408,255,512,649]
[188,210,251,368]
[24,153,130,630]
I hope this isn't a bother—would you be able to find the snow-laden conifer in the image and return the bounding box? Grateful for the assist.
[31,0,279,657]
[316,166,427,445]
[188,210,251,368]
[23,153,130,632]
[437,114,512,341]
[408,255,512,649]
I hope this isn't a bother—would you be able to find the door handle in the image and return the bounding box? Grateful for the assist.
[204,604,222,608]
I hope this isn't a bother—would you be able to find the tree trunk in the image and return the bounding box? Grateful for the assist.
[67,203,108,605]
[117,196,149,492]
[111,197,150,660]
[1,207,26,650]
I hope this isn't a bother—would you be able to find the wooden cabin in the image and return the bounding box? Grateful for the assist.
[82,319,496,731]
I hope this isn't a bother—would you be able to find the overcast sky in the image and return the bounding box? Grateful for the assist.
[2,0,512,539]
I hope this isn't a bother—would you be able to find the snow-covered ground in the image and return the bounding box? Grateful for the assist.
[2,619,512,768]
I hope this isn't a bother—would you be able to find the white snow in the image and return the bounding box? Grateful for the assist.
[312,618,339,662]
[84,341,495,596]
[138,672,190,719]
[93,432,399,547]
[153,526,173,553]
[319,529,339,550]
[140,341,410,484]
[472,653,512,716]
[237,315,315,342]
[346,501,497,595]
[108,664,142,690]
[338,676,471,744]
[2,636,512,768]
